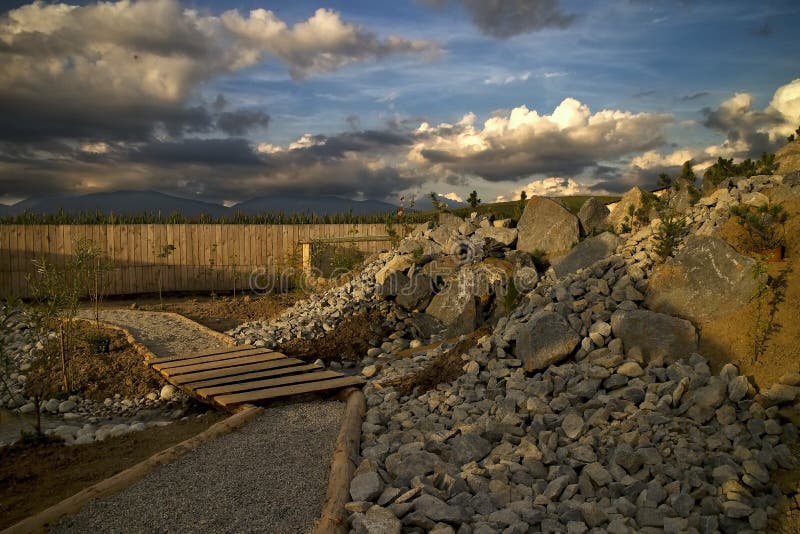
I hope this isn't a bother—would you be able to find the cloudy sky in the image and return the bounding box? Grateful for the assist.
[1,0,799,206]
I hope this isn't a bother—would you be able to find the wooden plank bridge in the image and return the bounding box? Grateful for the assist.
[149,345,364,409]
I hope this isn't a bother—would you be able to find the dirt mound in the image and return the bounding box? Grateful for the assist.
[26,322,164,401]
[279,310,390,362]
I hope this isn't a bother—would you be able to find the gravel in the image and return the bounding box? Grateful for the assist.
[77,309,227,357]
[53,400,344,534]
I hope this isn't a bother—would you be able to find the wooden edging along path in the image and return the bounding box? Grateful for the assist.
[314,387,367,534]
[1,404,264,534]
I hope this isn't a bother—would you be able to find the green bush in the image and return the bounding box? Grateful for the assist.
[730,204,788,252]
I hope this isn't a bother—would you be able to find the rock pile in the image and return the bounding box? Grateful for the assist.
[231,173,800,532]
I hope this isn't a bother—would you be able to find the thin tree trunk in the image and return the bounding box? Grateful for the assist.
[34,394,42,436]
[59,321,68,391]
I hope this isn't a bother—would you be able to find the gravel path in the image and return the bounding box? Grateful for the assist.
[53,400,344,534]
[77,309,228,357]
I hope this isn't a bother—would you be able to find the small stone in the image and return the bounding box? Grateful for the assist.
[352,505,402,534]
[19,402,36,414]
[159,385,177,401]
[362,365,378,378]
[561,412,583,439]
[722,501,752,518]
[58,400,77,413]
[351,472,384,502]
[583,462,612,486]
[617,362,643,378]
[728,376,749,402]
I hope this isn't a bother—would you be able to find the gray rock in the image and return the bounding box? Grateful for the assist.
[350,471,384,502]
[610,309,697,364]
[352,505,402,534]
[385,450,442,486]
[398,238,443,257]
[577,197,611,235]
[761,383,800,406]
[606,187,651,232]
[686,379,727,423]
[413,494,469,523]
[376,255,415,285]
[645,236,762,323]
[449,433,491,466]
[562,412,584,439]
[516,197,580,257]
[58,400,77,413]
[514,310,581,372]
[728,376,750,402]
[425,281,478,337]
[581,502,608,528]
[475,227,518,247]
[550,232,622,278]
[396,274,434,311]
[583,462,612,486]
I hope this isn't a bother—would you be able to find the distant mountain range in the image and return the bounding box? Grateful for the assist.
[0,190,401,217]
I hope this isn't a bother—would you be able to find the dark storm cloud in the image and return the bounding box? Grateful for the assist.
[132,138,263,166]
[425,0,576,38]
[0,100,214,143]
[216,109,271,136]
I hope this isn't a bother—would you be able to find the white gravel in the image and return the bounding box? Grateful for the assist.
[53,399,344,534]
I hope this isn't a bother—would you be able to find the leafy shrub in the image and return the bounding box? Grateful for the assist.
[653,214,687,260]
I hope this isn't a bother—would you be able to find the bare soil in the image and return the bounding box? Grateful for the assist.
[387,329,488,397]
[701,196,800,390]
[26,322,165,402]
[279,310,391,363]
[0,411,225,530]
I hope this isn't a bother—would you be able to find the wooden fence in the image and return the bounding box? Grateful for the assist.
[0,224,394,297]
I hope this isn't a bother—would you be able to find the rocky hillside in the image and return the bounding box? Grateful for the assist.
[231,169,800,533]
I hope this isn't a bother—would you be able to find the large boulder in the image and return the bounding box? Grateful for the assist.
[606,187,649,232]
[610,309,698,363]
[516,197,580,257]
[644,236,762,323]
[514,310,581,372]
[398,237,442,257]
[577,197,610,235]
[396,273,434,311]
[428,213,464,245]
[549,232,622,278]
[375,255,414,285]
[424,277,478,336]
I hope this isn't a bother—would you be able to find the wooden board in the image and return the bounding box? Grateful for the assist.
[214,376,365,408]
[187,362,322,389]
[152,348,272,371]
[149,344,364,409]
[157,353,284,377]
[195,370,342,398]
[149,344,255,365]
[170,358,307,385]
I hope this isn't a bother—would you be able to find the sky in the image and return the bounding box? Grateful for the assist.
[0,0,799,207]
